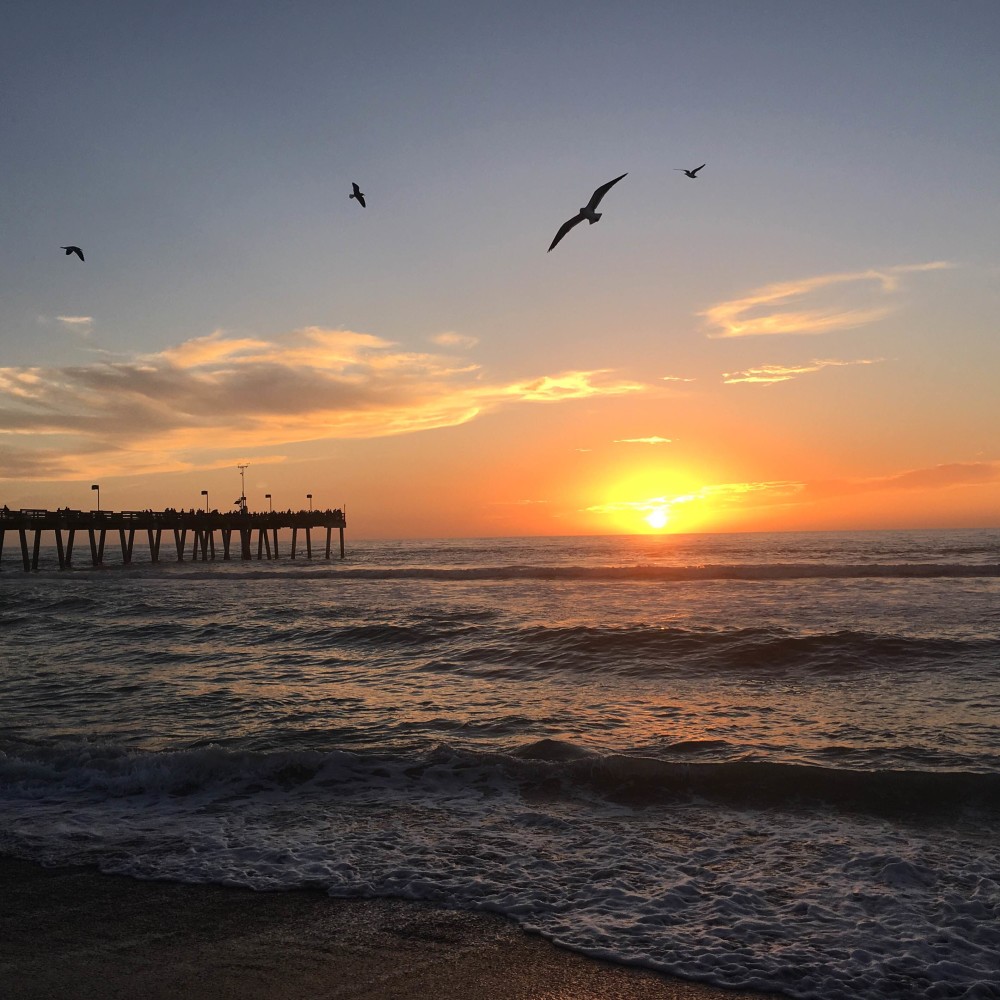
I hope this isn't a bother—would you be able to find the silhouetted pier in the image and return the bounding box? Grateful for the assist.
[0,507,347,571]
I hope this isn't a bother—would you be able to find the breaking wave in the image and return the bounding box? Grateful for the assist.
[3,739,998,820]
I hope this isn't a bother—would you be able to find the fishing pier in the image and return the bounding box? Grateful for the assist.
[0,507,347,571]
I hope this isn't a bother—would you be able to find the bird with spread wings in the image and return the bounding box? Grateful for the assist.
[547,173,627,252]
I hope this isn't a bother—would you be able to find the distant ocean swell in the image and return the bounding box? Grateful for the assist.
[3,740,998,821]
[345,562,1000,580]
[72,562,1000,580]
[455,624,992,669]
[7,612,987,678]
[269,622,996,678]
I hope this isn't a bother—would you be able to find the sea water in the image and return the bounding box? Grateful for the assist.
[1,530,998,999]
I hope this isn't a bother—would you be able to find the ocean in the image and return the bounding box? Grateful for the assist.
[1,529,998,999]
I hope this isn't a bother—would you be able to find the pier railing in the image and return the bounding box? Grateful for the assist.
[0,507,347,571]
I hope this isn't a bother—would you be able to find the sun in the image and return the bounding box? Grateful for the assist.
[644,507,669,530]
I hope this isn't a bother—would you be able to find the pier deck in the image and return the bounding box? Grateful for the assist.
[0,507,347,571]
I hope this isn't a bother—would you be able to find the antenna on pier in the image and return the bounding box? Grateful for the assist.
[237,464,249,514]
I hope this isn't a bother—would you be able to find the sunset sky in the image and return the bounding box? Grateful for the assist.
[2,1,998,537]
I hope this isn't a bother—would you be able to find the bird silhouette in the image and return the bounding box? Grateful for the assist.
[675,164,706,179]
[61,245,85,261]
[349,182,366,208]
[547,173,627,252]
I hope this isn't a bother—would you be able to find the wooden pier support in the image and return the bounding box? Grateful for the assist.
[53,528,77,569]
[88,529,106,568]
[191,528,214,561]
[257,528,274,560]
[119,529,135,566]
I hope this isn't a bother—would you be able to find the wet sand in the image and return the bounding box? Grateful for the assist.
[0,856,787,1000]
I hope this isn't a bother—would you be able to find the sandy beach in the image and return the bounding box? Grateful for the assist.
[0,856,786,1000]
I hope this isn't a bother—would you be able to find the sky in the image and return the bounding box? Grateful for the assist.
[2,0,999,538]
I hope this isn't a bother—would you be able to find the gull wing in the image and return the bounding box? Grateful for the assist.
[586,172,628,211]
[356,192,366,207]
[691,164,706,175]
[548,213,584,252]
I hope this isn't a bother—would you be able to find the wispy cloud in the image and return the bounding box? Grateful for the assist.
[429,331,479,349]
[56,315,94,336]
[613,436,672,445]
[586,496,682,516]
[661,375,696,383]
[723,357,884,384]
[498,371,641,402]
[585,482,803,519]
[701,262,952,339]
[0,326,643,481]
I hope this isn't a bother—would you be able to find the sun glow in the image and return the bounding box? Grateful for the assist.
[582,466,696,534]
[644,508,669,530]
[580,461,751,534]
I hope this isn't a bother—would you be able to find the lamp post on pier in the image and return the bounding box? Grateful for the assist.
[200,489,208,512]
[265,493,272,512]
[91,483,100,512]
[306,493,313,512]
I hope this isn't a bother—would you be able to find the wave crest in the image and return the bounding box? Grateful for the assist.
[3,741,997,820]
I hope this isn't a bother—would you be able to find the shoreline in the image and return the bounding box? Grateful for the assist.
[0,855,787,1000]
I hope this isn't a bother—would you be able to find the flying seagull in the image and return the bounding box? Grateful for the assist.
[349,182,366,208]
[61,245,85,261]
[674,164,706,179]
[547,173,627,252]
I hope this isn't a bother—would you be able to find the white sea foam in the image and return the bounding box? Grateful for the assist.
[2,743,998,1000]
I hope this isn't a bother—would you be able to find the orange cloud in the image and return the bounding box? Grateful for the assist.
[701,262,952,339]
[723,358,884,384]
[0,327,643,481]
[613,436,672,444]
[499,371,641,402]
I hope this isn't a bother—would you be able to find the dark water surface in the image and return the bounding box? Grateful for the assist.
[2,530,999,999]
